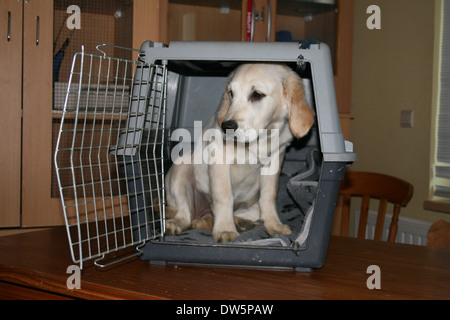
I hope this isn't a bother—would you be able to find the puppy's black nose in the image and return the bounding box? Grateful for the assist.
[221,120,238,133]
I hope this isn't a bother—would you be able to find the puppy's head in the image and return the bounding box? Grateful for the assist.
[217,63,315,143]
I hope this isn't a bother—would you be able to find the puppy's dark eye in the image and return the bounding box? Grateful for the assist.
[228,90,234,100]
[250,91,266,102]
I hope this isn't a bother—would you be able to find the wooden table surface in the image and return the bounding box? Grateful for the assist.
[0,227,449,300]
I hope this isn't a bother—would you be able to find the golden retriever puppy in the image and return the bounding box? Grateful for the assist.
[165,63,315,243]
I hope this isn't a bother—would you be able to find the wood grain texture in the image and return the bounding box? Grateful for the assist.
[22,0,64,227]
[0,0,23,227]
[0,227,449,300]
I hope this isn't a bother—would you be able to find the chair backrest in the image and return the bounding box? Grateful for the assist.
[336,171,414,242]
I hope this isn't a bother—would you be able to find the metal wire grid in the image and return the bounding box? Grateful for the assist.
[54,46,167,269]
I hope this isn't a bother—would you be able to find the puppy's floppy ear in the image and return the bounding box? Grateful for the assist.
[283,72,315,138]
[217,89,231,127]
[217,71,235,127]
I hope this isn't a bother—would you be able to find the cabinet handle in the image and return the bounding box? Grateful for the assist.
[267,0,272,41]
[35,16,39,45]
[7,11,11,41]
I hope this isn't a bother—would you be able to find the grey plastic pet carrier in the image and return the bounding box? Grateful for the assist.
[55,41,355,271]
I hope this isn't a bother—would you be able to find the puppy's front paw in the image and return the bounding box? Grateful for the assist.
[213,230,239,243]
[265,222,292,236]
[165,218,188,235]
[234,217,262,233]
[192,215,214,230]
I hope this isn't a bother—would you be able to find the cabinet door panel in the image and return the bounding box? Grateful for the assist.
[0,0,23,227]
[22,0,63,227]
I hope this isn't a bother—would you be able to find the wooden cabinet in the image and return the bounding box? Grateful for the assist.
[0,0,353,229]
[1,0,55,227]
[167,0,276,42]
[0,0,22,227]
[0,0,167,228]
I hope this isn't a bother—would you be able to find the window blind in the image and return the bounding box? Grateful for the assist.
[435,0,450,199]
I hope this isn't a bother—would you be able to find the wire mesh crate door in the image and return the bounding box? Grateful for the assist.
[54,48,167,269]
[116,62,168,246]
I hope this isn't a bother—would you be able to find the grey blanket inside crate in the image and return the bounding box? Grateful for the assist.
[163,147,320,247]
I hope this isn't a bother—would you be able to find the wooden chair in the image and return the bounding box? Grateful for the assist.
[335,171,414,242]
